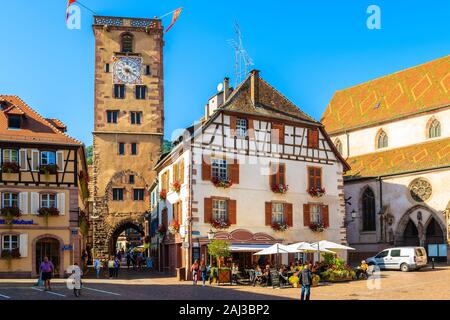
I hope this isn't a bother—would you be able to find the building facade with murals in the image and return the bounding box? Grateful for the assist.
[151,71,349,275]
[91,16,164,258]
[321,55,450,262]
[0,96,89,278]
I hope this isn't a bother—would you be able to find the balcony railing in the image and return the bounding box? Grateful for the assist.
[93,16,161,29]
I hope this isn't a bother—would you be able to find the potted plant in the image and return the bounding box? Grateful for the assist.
[159,189,167,201]
[1,248,21,269]
[212,177,233,188]
[171,181,181,193]
[271,222,289,232]
[211,219,230,230]
[271,184,289,194]
[168,219,180,234]
[0,206,21,225]
[2,161,20,174]
[309,222,325,232]
[207,240,231,285]
[307,187,326,198]
[39,164,59,175]
[38,207,60,226]
[157,224,167,239]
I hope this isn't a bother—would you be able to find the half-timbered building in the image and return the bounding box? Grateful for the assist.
[0,96,89,278]
[152,70,349,275]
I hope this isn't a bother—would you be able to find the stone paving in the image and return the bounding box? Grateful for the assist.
[0,265,449,300]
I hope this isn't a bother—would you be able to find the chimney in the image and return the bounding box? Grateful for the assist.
[250,69,260,107]
[223,77,230,102]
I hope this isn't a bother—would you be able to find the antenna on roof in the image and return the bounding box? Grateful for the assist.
[227,21,254,88]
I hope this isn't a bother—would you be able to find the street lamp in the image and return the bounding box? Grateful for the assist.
[207,229,215,240]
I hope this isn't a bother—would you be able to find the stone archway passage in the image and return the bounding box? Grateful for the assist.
[109,221,145,255]
[32,234,65,278]
[425,218,445,246]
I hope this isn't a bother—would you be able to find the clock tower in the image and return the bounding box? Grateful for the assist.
[91,16,164,258]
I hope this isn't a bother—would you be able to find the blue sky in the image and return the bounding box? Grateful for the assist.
[1,0,449,145]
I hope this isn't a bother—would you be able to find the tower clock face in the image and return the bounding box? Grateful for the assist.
[113,57,142,84]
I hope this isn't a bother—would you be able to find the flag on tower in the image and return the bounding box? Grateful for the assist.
[165,8,183,33]
[66,0,77,21]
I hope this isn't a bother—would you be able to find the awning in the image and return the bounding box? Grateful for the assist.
[229,244,272,252]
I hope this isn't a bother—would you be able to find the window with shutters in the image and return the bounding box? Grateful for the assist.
[309,204,322,224]
[308,167,322,190]
[133,189,144,201]
[2,149,19,163]
[272,202,285,224]
[107,110,118,123]
[114,84,125,99]
[112,188,124,201]
[2,235,18,251]
[161,171,169,191]
[41,151,56,165]
[2,192,18,208]
[212,159,228,180]
[41,194,56,208]
[173,201,182,221]
[270,163,286,188]
[212,199,227,222]
[130,111,142,125]
[136,86,147,100]
[307,128,319,148]
[236,118,248,138]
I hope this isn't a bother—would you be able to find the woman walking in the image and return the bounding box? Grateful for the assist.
[191,260,199,285]
[40,256,54,291]
[107,256,115,279]
[199,260,207,286]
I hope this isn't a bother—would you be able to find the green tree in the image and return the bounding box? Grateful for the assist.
[207,240,230,267]
[85,145,93,165]
[162,140,172,154]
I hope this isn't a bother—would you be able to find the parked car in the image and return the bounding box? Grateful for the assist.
[366,247,428,272]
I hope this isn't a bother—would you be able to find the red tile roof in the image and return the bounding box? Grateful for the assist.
[0,95,81,146]
[321,55,450,134]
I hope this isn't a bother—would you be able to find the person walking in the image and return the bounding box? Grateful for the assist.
[94,258,102,279]
[107,256,115,279]
[299,263,313,300]
[199,260,207,286]
[114,255,120,278]
[40,256,54,291]
[191,260,199,285]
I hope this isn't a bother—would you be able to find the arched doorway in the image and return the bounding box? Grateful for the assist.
[35,237,61,277]
[403,220,419,246]
[109,221,145,255]
[425,218,445,247]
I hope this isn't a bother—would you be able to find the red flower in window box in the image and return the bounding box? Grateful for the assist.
[210,219,230,230]
[159,189,167,200]
[308,187,325,198]
[157,224,167,238]
[309,222,325,232]
[1,162,20,174]
[171,181,181,193]
[38,207,60,217]
[211,177,233,188]
[39,164,59,175]
[168,219,180,234]
[271,222,289,232]
[271,184,289,194]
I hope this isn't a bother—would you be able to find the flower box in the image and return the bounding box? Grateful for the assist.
[211,219,230,230]
[1,248,20,259]
[308,187,325,198]
[0,206,21,224]
[38,207,60,217]
[309,222,325,232]
[39,164,59,175]
[159,190,167,201]
[2,162,20,174]
[271,222,289,232]
[271,184,289,194]
[212,177,233,188]
[168,220,180,235]
[171,181,181,193]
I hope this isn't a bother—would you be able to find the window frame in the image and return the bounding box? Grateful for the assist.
[212,199,228,222]
[107,110,118,124]
[7,115,21,129]
[428,119,441,138]
[376,130,388,149]
[135,85,147,100]
[2,192,19,208]
[307,166,322,190]
[309,203,322,224]
[272,202,285,224]
[362,187,376,231]
[41,193,57,209]
[211,159,228,180]
[131,143,138,155]
[118,143,125,156]
[130,111,142,125]
[114,84,125,99]
[133,189,144,201]
[2,149,19,163]
[40,151,56,166]
[236,118,248,138]
[2,234,19,251]
[112,188,124,201]
[121,33,134,53]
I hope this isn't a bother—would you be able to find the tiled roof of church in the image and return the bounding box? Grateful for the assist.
[344,137,450,181]
[0,95,81,145]
[321,55,450,134]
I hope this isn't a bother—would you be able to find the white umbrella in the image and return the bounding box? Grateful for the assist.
[253,243,297,255]
[311,240,355,251]
[287,242,334,253]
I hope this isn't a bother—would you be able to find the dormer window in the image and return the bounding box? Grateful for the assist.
[7,115,21,129]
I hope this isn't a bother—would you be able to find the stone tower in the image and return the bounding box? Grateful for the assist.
[92,16,164,258]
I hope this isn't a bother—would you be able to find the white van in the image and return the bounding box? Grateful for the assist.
[366,247,428,272]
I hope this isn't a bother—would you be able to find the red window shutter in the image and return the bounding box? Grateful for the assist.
[201,156,211,181]
[279,124,285,144]
[269,162,277,187]
[230,116,237,136]
[248,119,255,139]
[204,198,212,223]
[271,123,283,144]
[265,202,272,226]
[279,163,285,185]
[308,128,319,148]
[228,199,237,225]
[303,203,310,227]
[230,160,239,184]
[285,203,293,227]
[322,205,329,228]
[180,160,184,184]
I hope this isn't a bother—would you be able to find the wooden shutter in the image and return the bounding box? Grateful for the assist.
[228,199,237,225]
[30,192,39,215]
[19,234,28,258]
[56,150,64,172]
[31,150,39,171]
[19,192,28,215]
[278,163,285,185]
[201,156,211,181]
[57,193,65,215]
[271,123,281,144]
[303,203,310,227]
[269,162,276,187]
[265,202,272,226]
[19,149,27,170]
[230,159,239,184]
[307,128,319,148]
[230,116,237,136]
[179,160,184,184]
[204,197,212,223]
[285,203,293,227]
[248,119,255,140]
[322,205,329,228]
